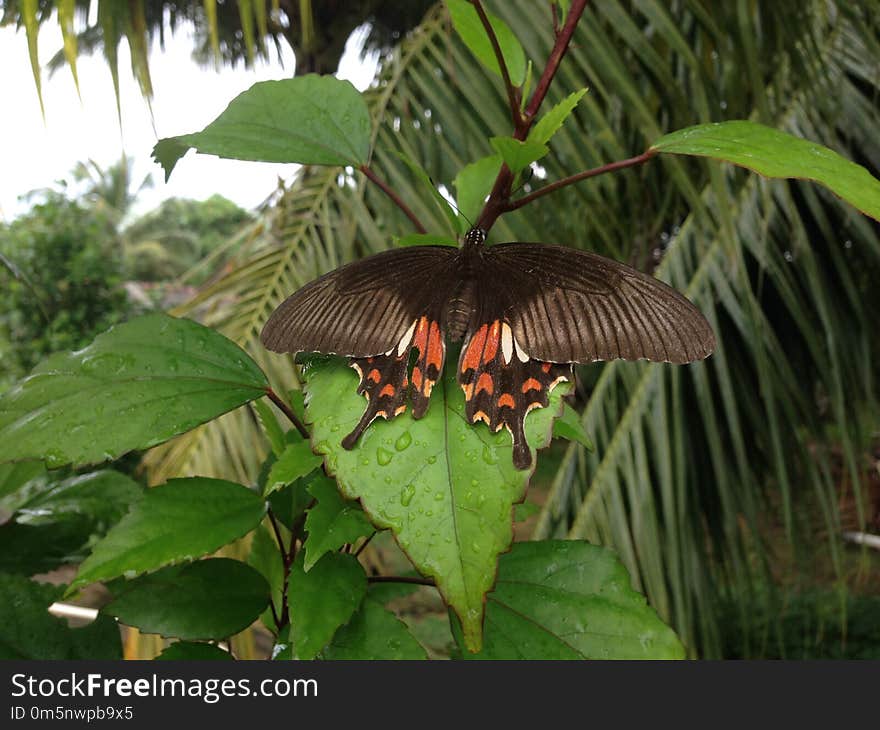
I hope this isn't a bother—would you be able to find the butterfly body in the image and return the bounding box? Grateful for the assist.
[262,228,715,469]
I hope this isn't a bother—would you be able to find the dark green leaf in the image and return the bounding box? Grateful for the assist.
[489,136,549,175]
[302,474,373,570]
[303,351,570,651]
[104,558,269,640]
[71,477,266,591]
[552,402,594,450]
[264,439,322,497]
[0,461,45,501]
[446,0,527,85]
[288,552,366,659]
[0,313,268,469]
[454,541,685,659]
[0,520,95,576]
[650,121,880,222]
[287,390,307,425]
[320,597,427,660]
[155,641,234,660]
[248,523,285,631]
[266,479,312,530]
[11,469,143,526]
[152,75,372,180]
[527,88,588,145]
[453,154,502,226]
[0,573,121,659]
[252,398,286,457]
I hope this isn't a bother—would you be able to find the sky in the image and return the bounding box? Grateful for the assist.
[0,19,376,222]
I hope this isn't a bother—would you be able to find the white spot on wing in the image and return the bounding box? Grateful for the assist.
[501,323,514,364]
[397,319,417,356]
[514,337,529,362]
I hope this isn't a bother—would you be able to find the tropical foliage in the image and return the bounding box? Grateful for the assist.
[2,0,879,659]
[148,0,880,657]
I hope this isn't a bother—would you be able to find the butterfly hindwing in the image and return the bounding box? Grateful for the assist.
[458,319,571,469]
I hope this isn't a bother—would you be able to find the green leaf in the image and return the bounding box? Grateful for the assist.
[396,152,461,235]
[152,75,372,180]
[11,469,143,527]
[0,313,268,469]
[155,642,234,660]
[288,552,367,659]
[104,558,269,640]
[446,0,527,85]
[453,541,685,659]
[0,573,121,659]
[0,461,45,501]
[264,439,322,497]
[302,474,373,570]
[320,597,427,660]
[252,398,286,457]
[650,121,880,223]
[303,350,571,652]
[527,88,589,145]
[454,154,502,224]
[70,477,267,591]
[513,500,541,522]
[489,136,549,175]
[247,523,285,631]
[266,479,312,530]
[396,233,458,248]
[552,402,594,450]
[0,520,97,576]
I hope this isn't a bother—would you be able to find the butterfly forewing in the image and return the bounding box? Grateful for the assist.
[260,245,458,357]
[485,242,716,364]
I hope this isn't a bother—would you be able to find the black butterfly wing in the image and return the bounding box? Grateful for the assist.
[260,245,458,357]
[260,245,458,449]
[484,242,715,364]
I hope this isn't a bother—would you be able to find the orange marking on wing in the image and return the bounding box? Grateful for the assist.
[412,366,423,390]
[482,320,500,364]
[498,393,515,409]
[411,316,429,351]
[426,321,443,369]
[380,384,396,398]
[476,373,494,395]
[394,405,407,416]
[522,378,542,393]
[473,410,490,426]
[422,379,436,397]
[541,362,552,373]
[461,324,488,372]
[462,382,476,400]
[367,368,382,383]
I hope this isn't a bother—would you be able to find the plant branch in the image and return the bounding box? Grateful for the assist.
[471,0,522,128]
[524,0,588,122]
[367,575,436,586]
[506,150,656,210]
[475,0,589,231]
[358,164,427,233]
[266,388,309,439]
[354,531,377,557]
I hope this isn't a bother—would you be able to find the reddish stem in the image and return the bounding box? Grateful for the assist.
[266,387,308,439]
[358,164,427,233]
[476,0,589,231]
[507,150,656,210]
[471,0,522,128]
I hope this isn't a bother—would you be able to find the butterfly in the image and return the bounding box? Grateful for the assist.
[261,228,715,469]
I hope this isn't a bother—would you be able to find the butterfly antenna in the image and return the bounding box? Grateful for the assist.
[428,174,480,240]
